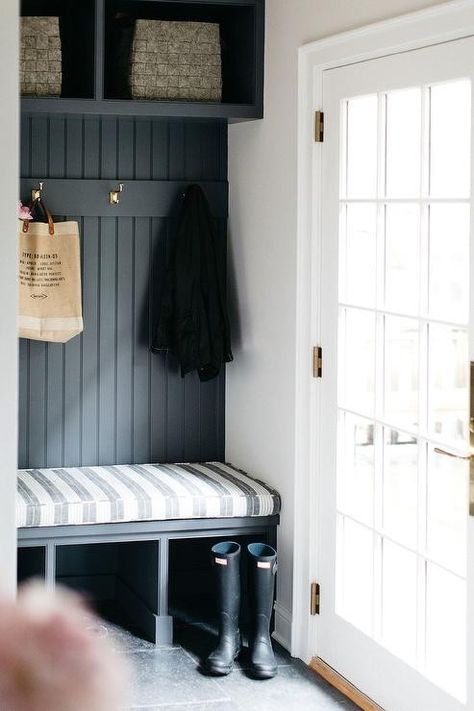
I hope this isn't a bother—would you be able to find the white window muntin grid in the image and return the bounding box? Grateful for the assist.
[335,83,470,681]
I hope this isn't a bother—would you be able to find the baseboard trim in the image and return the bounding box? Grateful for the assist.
[310,658,384,711]
[272,602,292,651]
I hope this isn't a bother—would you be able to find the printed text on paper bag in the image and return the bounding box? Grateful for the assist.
[19,251,65,295]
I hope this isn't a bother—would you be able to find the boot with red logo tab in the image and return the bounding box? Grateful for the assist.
[205,541,242,676]
[247,543,278,679]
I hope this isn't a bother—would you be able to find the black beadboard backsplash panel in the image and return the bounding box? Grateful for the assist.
[19,115,227,469]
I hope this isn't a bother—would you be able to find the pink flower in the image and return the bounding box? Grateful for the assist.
[17,202,33,220]
[0,582,129,711]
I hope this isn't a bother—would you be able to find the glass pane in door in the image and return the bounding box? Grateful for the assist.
[430,80,471,198]
[427,447,468,576]
[341,203,377,307]
[381,539,417,664]
[385,88,421,198]
[339,307,376,416]
[346,95,378,198]
[382,429,418,547]
[425,563,467,697]
[337,412,374,526]
[428,204,469,323]
[384,204,420,315]
[336,80,471,702]
[427,324,469,446]
[384,316,419,430]
[336,516,374,636]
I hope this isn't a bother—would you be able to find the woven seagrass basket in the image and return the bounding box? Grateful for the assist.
[20,16,62,97]
[129,19,222,102]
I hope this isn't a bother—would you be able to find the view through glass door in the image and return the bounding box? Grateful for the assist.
[318,37,474,711]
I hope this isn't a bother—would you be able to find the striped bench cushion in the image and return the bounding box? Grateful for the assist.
[17,462,281,528]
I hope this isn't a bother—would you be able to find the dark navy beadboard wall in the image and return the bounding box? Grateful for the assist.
[19,115,227,469]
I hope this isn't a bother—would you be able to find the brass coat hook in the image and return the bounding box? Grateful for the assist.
[32,181,43,202]
[109,183,124,205]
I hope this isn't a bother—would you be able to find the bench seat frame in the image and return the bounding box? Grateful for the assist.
[18,515,279,646]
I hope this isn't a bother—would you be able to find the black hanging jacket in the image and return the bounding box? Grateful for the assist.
[151,184,233,381]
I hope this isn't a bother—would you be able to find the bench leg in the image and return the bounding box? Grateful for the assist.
[45,542,56,588]
[154,614,173,646]
[265,527,278,634]
[266,525,278,552]
[154,536,173,646]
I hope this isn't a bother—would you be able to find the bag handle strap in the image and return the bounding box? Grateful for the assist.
[22,197,55,236]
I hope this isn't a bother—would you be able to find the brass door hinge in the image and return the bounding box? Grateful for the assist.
[311,582,320,615]
[313,346,322,378]
[314,111,324,142]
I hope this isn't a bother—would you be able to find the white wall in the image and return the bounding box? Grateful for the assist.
[226,0,447,651]
[0,0,19,596]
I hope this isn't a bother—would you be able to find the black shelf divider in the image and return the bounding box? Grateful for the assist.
[95,0,105,100]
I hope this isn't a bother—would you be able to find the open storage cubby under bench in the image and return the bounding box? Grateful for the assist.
[20,0,264,120]
[17,516,279,645]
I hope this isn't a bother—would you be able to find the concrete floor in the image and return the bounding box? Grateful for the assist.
[96,619,359,711]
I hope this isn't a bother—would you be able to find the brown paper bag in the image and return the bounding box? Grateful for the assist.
[18,219,83,342]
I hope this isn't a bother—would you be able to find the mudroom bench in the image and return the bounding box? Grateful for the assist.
[17,462,280,646]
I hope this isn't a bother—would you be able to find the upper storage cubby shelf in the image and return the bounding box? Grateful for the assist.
[20,0,264,120]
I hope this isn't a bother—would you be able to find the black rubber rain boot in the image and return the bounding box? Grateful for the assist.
[247,542,278,679]
[205,541,242,676]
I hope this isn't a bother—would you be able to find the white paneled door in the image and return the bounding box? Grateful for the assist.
[318,37,474,711]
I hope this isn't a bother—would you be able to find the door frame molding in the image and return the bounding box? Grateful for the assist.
[0,0,19,597]
[293,0,474,664]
